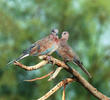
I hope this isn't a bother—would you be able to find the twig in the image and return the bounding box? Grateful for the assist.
[24,71,54,82]
[48,67,63,81]
[14,60,48,71]
[62,82,66,100]
[38,77,75,100]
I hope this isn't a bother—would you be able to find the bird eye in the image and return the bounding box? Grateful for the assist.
[63,32,66,35]
[52,30,55,33]
[51,29,58,33]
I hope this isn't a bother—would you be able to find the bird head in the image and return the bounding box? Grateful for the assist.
[51,29,59,37]
[61,31,69,41]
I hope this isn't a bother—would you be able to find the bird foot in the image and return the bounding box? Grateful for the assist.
[46,56,52,64]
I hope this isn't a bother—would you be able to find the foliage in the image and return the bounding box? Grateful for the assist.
[0,0,110,100]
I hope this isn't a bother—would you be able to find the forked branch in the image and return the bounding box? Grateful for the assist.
[40,55,110,100]
[14,55,110,100]
[38,77,75,100]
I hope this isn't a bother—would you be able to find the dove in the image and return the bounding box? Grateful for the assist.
[57,31,91,78]
[8,29,59,65]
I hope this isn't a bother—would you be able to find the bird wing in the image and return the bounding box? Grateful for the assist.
[7,35,58,65]
[57,41,76,61]
[29,36,58,56]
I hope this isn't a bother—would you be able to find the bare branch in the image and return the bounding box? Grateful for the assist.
[14,60,48,71]
[38,77,75,100]
[13,55,110,100]
[24,71,54,82]
[40,55,110,100]
[48,67,63,81]
[62,83,66,100]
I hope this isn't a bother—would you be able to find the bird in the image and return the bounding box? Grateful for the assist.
[56,31,92,78]
[8,29,59,65]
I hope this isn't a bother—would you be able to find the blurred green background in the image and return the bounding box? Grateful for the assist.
[0,0,110,100]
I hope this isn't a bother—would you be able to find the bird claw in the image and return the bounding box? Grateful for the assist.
[46,56,55,65]
[46,56,52,64]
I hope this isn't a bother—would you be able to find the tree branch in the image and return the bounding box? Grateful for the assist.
[40,55,110,100]
[38,77,75,100]
[62,82,66,100]
[24,71,54,82]
[14,60,48,71]
[48,67,63,81]
[14,55,110,100]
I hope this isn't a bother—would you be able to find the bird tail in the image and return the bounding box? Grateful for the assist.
[73,59,92,78]
[7,53,29,65]
[16,53,29,62]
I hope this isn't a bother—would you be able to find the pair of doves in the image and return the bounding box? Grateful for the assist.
[8,29,91,78]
